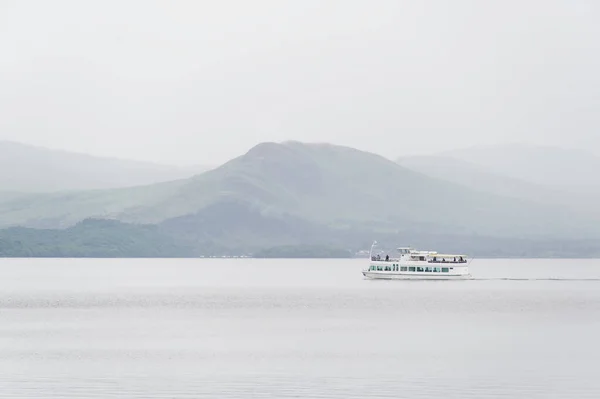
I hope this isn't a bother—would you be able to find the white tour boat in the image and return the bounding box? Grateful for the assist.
[362,242,472,280]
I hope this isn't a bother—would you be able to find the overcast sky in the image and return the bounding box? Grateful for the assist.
[1,0,598,166]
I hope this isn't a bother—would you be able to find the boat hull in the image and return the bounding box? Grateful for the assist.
[362,271,472,280]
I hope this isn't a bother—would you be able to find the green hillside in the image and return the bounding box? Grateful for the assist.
[1,213,599,258]
[0,179,187,228]
[0,219,194,257]
[106,141,600,239]
[0,141,599,242]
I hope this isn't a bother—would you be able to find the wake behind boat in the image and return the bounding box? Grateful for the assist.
[362,242,472,280]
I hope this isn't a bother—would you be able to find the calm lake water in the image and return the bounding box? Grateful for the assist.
[0,258,599,398]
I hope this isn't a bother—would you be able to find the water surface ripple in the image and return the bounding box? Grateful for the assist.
[0,258,598,398]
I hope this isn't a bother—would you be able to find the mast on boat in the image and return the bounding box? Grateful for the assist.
[369,240,377,260]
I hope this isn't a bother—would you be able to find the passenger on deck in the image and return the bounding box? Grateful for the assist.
[459,256,464,262]
[376,254,381,261]
[385,255,389,261]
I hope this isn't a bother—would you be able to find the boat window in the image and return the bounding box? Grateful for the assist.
[442,267,449,273]
[416,267,424,272]
[433,267,440,272]
[401,266,407,272]
[419,256,425,261]
[377,266,383,271]
[425,267,431,272]
[409,267,415,272]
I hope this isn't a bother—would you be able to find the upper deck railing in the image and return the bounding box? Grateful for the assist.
[370,256,468,264]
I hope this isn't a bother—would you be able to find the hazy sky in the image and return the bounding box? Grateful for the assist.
[1,0,598,166]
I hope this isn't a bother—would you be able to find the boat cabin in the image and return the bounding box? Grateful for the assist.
[369,246,468,267]
[364,243,471,279]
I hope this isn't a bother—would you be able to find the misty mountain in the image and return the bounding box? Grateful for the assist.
[1,141,598,243]
[139,141,600,239]
[398,155,551,200]
[397,155,600,216]
[438,143,600,192]
[0,140,209,192]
